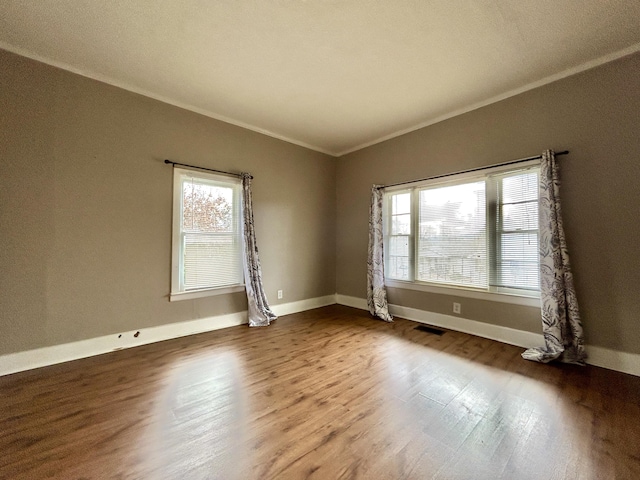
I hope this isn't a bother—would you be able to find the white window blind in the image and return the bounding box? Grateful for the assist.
[172,169,243,297]
[490,170,540,292]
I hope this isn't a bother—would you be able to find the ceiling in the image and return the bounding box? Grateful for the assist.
[1,1,639,156]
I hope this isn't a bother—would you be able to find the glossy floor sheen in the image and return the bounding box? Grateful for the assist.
[1,306,639,480]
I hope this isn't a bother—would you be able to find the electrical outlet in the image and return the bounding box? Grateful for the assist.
[453,302,461,314]
[277,289,283,299]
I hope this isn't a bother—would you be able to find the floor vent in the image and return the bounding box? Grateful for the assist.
[414,325,445,336]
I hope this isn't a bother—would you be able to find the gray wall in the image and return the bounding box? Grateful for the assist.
[3,47,639,358]
[0,49,336,356]
[337,53,640,355]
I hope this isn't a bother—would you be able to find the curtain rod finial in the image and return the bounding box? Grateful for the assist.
[164,159,172,164]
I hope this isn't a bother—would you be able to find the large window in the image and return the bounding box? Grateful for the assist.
[171,168,244,301]
[384,162,540,298]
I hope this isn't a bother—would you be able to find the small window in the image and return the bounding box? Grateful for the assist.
[171,168,244,301]
[384,162,540,298]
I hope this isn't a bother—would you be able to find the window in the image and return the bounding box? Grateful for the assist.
[171,168,244,301]
[384,161,540,299]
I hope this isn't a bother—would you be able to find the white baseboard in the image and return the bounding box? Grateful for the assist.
[271,295,337,317]
[0,312,248,377]
[389,303,544,349]
[335,294,368,310]
[4,294,639,378]
[585,345,640,377]
[0,295,337,377]
[335,294,640,377]
[335,294,542,348]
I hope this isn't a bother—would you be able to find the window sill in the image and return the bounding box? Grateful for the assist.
[170,284,245,302]
[385,279,540,307]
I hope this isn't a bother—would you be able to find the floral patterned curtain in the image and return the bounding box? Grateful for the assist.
[522,150,586,364]
[241,173,277,327]
[367,186,393,322]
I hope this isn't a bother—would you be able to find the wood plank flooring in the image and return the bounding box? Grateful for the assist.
[1,305,639,479]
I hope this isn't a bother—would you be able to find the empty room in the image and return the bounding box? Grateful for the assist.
[1,2,639,479]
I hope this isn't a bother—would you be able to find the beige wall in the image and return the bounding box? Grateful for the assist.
[0,49,336,356]
[337,53,640,355]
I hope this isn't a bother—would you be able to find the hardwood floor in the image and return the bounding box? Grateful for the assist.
[1,305,639,479]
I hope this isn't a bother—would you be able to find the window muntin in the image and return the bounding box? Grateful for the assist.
[171,168,243,298]
[384,164,540,297]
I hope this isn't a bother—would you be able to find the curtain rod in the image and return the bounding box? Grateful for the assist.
[376,150,569,190]
[164,159,252,179]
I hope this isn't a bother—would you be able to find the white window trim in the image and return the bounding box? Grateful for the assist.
[383,159,541,306]
[169,285,245,302]
[170,167,245,302]
[385,279,540,307]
